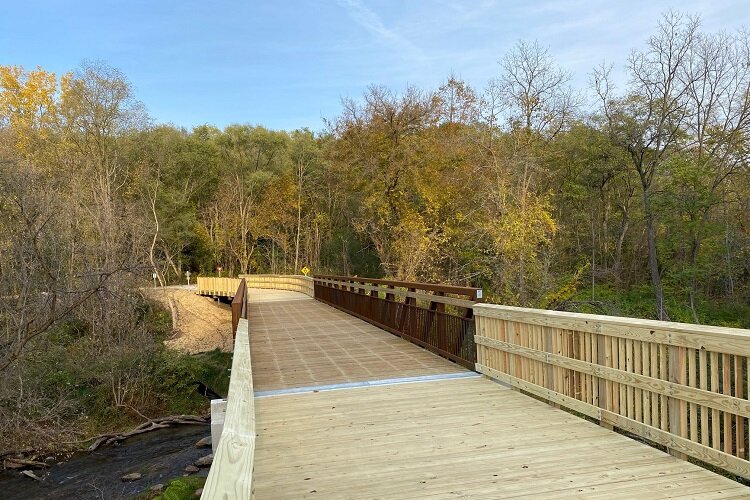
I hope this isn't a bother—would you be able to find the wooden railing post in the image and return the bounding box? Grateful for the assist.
[597,333,612,429]
[668,345,688,460]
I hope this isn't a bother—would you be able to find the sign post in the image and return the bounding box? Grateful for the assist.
[216,266,223,278]
[152,272,158,288]
[185,270,191,286]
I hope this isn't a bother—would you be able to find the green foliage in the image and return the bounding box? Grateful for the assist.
[539,262,589,310]
[0,296,231,450]
[137,476,206,500]
[567,285,750,328]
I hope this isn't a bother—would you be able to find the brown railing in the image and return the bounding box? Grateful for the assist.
[314,275,482,369]
[230,278,248,337]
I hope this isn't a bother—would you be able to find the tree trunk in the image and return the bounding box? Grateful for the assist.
[643,190,667,320]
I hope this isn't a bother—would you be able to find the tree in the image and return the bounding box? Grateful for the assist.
[594,12,750,319]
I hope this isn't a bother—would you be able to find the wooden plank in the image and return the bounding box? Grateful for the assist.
[474,336,750,419]
[724,353,733,455]
[689,347,698,441]
[619,337,627,417]
[700,348,710,447]
[473,304,750,356]
[201,318,255,499]
[626,339,634,419]
[255,376,745,498]
[735,355,746,458]
[660,344,668,431]
[478,364,750,481]
[634,340,642,422]
[712,351,722,450]
[651,342,659,426]
[642,340,651,426]
[476,364,601,420]
[668,345,688,459]
[601,410,750,480]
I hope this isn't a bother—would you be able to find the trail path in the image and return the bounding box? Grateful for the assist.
[147,286,233,353]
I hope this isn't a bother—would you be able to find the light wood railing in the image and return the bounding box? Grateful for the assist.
[239,274,314,296]
[474,304,750,479]
[196,277,242,297]
[201,315,255,499]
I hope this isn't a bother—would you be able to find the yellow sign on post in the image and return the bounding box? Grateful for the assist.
[300,266,310,276]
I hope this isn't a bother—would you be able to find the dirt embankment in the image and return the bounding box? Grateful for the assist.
[147,286,233,353]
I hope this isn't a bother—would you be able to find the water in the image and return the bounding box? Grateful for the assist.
[0,424,210,499]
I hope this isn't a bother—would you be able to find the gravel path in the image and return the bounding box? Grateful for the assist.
[147,287,233,353]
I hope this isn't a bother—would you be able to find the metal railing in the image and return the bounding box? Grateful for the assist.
[230,278,248,336]
[313,275,482,369]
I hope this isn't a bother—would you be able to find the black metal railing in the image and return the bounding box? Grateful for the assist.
[313,275,482,369]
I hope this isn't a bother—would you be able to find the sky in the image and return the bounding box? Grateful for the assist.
[2,0,749,131]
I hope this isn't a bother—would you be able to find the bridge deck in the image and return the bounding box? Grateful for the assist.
[249,291,748,499]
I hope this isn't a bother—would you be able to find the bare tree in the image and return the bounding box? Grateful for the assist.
[495,39,579,139]
[594,12,700,320]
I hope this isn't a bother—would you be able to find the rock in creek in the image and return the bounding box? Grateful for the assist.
[185,464,200,473]
[194,454,213,467]
[121,472,142,482]
[195,436,211,448]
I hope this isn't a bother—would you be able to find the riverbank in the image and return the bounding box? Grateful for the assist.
[0,424,211,499]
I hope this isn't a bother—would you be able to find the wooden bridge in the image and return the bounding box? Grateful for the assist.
[197,275,750,499]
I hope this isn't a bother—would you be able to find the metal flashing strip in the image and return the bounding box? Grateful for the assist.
[254,371,481,398]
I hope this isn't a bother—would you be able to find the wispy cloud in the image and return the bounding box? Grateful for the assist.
[336,0,428,64]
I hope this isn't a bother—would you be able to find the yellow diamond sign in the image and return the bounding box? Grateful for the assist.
[300,266,311,276]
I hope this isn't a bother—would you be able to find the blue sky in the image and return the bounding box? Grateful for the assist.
[2,1,748,131]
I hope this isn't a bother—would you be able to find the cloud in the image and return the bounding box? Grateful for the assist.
[336,0,428,64]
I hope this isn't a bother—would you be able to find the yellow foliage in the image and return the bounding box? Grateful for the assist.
[0,65,70,156]
[490,195,557,262]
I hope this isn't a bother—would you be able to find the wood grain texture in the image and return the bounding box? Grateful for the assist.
[202,318,255,500]
[197,277,242,297]
[477,363,750,481]
[475,335,750,419]
[474,303,750,356]
[474,303,750,480]
[238,274,314,297]
[254,377,746,498]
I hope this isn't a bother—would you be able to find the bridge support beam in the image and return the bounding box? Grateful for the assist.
[210,398,227,454]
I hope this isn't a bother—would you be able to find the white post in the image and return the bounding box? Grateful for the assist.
[210,398,227,454]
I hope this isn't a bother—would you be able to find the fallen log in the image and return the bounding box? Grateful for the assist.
[87,414,209,451]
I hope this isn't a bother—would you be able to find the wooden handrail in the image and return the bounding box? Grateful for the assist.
[201,317,255,499]
[474,303,750,479]
[238,274,314,297]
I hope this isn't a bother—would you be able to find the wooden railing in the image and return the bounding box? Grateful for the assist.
[238,274,314,296]
[474,304,750,479]
[196,277,241,297]
[202,282,255,499]
[314,275,482,369]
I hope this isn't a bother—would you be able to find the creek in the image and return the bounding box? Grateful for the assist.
[0,424,210,499]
